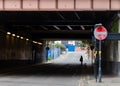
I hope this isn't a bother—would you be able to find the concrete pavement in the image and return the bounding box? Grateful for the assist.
[79,75,120,86]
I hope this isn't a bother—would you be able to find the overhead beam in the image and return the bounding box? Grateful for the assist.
[74,12,80,20]
[1,20,95,25]
[31,30,91,34]
[40,25,48,30]
[0,0,120,11]
[57,12,65,20]
[53,26,60,30]
[32,30,92,40]
[80,25,85,30]
[67,26,73,30]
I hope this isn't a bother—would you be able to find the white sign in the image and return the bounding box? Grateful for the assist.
[94,26,108,40]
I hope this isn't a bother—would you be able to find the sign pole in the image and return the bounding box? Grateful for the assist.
[93,37,97,82]
[94,23,108,83]
[98,40,102,82]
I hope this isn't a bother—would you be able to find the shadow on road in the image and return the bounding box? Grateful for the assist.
[0,63,93,76]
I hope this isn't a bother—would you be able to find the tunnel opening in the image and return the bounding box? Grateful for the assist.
[0,11,119,78]
[46,40,94,65]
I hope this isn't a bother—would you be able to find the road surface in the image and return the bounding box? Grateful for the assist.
[50,52,92,65]
[0,52,93,86]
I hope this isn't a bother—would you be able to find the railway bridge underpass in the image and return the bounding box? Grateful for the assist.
[0,0,120,76]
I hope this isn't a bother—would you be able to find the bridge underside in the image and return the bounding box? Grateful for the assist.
[0,6,120,75]
[0,11,117,40]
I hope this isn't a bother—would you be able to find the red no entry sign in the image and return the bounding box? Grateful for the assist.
[94,26,108,40]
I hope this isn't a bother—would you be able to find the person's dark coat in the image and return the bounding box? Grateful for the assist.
[80,56,83,63]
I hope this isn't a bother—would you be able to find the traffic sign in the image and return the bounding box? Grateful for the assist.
[94,25,108,40]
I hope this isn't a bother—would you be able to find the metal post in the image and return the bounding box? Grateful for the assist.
[93,24,98,82]
[93,37,97,82]
[98,40,102,82]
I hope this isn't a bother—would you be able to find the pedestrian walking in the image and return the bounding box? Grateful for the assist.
[80,55,83,65]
